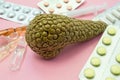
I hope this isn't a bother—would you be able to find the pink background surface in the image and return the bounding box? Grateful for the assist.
[0,0,120,80]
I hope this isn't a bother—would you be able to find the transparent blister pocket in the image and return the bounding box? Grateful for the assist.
[37,0,85,14]
[0,1,44,25]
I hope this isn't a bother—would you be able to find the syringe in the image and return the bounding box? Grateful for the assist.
[65,3,107,17]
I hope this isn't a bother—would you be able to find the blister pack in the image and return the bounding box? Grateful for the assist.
[0,0,44,25]
[79,3,120,80]
[93,3,120,25]
[37,0,85,14]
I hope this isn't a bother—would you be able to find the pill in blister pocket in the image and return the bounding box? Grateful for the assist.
[67,5,72,11]
[107,27,116,36]
[13,6,21,11]
[116,54,120,63]
[48,8,54,13]
[97,46,106,56]
[107,28,116,35]
[7,12,16,18]
[3,3,11,9]
[56,3,62,8]
[111,11,120,20]
[76,0,81,3]
[84,68,95,79]
[90,57,101,67]
[23,8,31,14]
[102,36,112,45]
[0,0,4,4]
[63,0,69,3]
[110,64,120,75]
[0,9,5,15]
[43,2,49,7]
[17,15,26,21]
[105,77,116,80]
[106,15,116,24]
[32,10,41,15]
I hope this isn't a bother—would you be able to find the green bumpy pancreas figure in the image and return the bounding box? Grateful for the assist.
[25,14,107,59]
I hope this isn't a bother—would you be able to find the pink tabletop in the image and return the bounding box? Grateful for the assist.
[0,0,119,80]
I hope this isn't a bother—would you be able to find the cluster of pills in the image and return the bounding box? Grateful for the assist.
[37,0,85,14]
[79,3,120,80]
[0,0,44,25]
[79,25,120,80]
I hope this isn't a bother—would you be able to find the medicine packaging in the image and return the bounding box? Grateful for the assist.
[37,0,85,14]
[0,0,44,25]
[79,3,120,80]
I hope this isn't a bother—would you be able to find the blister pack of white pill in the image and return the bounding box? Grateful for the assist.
[0,0,44,25]
[93,3,120,25]
[37,0,85,14]
[79,3,120,80]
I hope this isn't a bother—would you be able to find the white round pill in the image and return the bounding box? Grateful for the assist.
[17,15,26,21]
[33,10,41,15]
[13,6,21,11]
[23,8,31,14]
[3,3,11,9]
[0,9,5,15]
[7,12,15,18]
